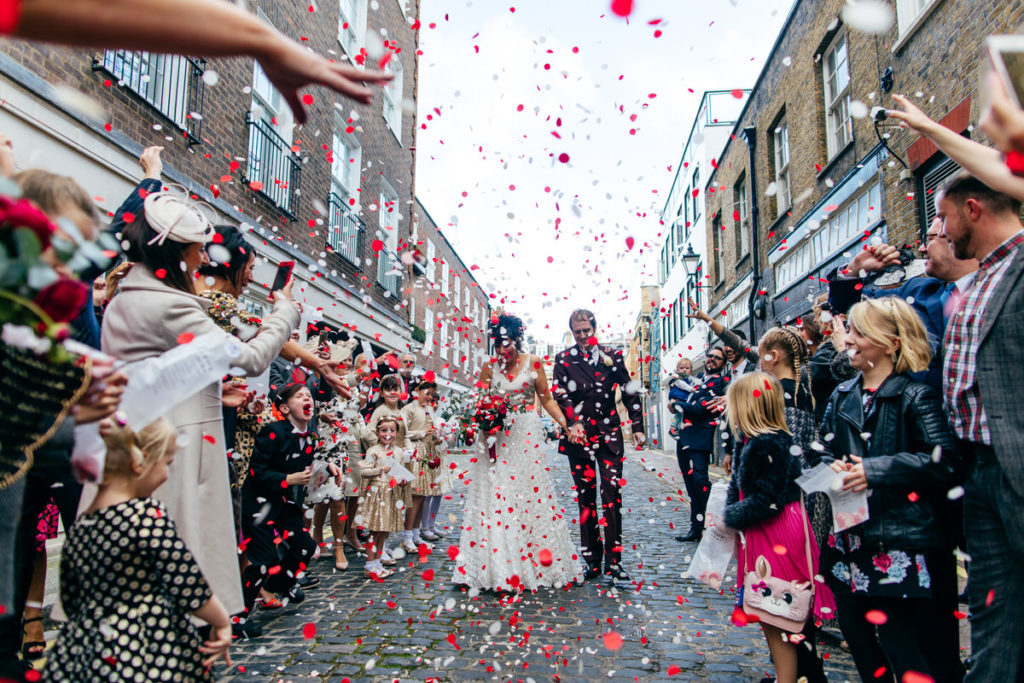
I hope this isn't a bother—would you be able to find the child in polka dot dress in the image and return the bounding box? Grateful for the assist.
[46,419,233,682]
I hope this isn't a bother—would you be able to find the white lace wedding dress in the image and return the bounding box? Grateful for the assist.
[452,366,584,591]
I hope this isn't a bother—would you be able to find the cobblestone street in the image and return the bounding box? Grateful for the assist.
[221,445,858,682]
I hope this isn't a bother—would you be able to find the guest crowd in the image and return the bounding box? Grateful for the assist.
[0,3,1024,683]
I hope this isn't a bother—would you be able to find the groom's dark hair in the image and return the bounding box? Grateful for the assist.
[569,309,596,329]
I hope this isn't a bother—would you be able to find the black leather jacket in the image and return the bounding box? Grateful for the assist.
[818,373,962,551]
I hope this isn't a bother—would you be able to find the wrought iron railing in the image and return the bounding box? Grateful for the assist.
[376,248,402,298]
[93,51,206,145]
[326,192,363,263]
[244,112,302,219]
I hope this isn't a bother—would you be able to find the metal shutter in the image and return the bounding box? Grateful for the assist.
[920,155,961,233]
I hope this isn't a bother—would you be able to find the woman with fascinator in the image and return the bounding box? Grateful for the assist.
[98,188,300,620]
[452,313,584,591]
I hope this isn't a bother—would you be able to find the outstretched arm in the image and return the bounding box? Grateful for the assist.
[13,0,392,123]
[888,93,1024,201]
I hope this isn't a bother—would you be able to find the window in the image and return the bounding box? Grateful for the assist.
[376,179,401,296]
[712,213,724,285]
[823,34,852,158]
[247,58,301,217]
[331,122,361,206]
[425,309,434,353]
[338,0,367,58]
[733,174,750,259]
[453,276,461,309]
[691,168,701,222]
[396,0,411,18]
[441,261,449,295]
[382,55,404,141]
[773,119,791,215]
[97,51,206,144]
[919,155,961,235]
[426,240,437,282]
[896,0,938,38]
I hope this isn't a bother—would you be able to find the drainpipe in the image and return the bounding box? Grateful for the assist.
[741,126,762,344]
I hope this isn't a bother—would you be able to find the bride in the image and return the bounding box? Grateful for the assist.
[452,313,584,591]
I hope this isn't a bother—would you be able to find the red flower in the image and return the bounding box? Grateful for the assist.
[1,198,57,251]
[872,554,893,573]
[33,278,88,322]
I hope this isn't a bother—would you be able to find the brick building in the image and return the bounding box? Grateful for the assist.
[701,0,1023,339]
[408,198,491,395]
[0,0,421,352]
[626,285,659,444]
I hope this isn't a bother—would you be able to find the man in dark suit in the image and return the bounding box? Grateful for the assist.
[674,347,728,543]
[936,172,1024,682]
[553,309,644,581]
[827,218,978,393]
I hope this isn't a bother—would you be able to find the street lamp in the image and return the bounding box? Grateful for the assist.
[680,244,701,277]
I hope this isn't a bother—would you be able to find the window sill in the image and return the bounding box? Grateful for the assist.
[891,0,946,54]
[818,140,855,179]
[736,253,751,271]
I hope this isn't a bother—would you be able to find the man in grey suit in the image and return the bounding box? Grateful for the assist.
[939,171,1024,682]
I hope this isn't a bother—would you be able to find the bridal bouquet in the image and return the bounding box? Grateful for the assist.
[473,394,511,462]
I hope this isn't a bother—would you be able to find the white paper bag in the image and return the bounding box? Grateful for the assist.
[685,480,737,589]
[796,462,870,532]
[384,456,415,484]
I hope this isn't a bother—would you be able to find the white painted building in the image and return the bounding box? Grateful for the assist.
[653,90,748,447]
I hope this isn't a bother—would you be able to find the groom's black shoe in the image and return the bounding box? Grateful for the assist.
[583,564,602,581]
[605,565,631,582]
[675,529,703,543]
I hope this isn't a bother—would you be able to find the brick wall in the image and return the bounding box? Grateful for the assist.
[704,0,1023,329]
[0,0,422,326]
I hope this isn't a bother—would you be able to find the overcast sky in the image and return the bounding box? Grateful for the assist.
[414,0,794,344]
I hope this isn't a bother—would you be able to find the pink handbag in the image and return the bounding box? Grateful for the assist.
[741,499,815,633]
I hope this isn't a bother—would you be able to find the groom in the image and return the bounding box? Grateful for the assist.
[553,309,645,581]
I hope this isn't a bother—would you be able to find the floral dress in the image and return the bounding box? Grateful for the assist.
[307,395,359,504]
[821,389,932,599]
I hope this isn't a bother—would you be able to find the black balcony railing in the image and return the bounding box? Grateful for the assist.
[326,192,363,263]
[244,113,302,220]
[376,248,402,298]
[93,51,206,145]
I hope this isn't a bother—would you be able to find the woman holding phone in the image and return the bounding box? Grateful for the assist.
[99,189,300,619]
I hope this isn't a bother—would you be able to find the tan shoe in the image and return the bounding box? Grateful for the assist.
[334,546,349,571]
[365,567,394,579]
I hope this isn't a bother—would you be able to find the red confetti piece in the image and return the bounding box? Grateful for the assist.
[447,545,460,560]
[229,161,240,173]
[203,435,216,444]
[558,152,570,163]
[610,0,633,17]
[446,633,461,650]
[907,491,919,502]
[602,630,623,651]
[752,389,761,398]
[865,609,888,625]
[667,665,682,676]
[422,568,435,581]
[177,332,195,345]
[154,267,167,279]
[302,93,314,105]
[302,622,316,639]
[902,673,934,683]
[625,236,635,250]
[248,181,264,192]
[371,238,385,252]
[539,548,553,566]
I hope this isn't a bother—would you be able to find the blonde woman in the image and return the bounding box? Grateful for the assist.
[723,373,831,683]
[819,297,963,683]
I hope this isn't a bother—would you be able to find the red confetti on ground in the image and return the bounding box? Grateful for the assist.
[602,630,623,651]
[386,600,397,609]
[446,633,461,650]
[558,152,570,163]
[248,180,264,192]
[302,622,316,639]
[447,545,460,560]
[610,0,633,17]
[538,548,553,566]
[422,568,435,581]
[667,665,682,676]
[177,332,195,345]
[865,609,888,625]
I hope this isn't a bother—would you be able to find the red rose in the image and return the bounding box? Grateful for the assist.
[33,277,88,322]
[2,198,57,251]
[872,554,893,573]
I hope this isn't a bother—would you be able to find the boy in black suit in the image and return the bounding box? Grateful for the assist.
[240,383,341,618]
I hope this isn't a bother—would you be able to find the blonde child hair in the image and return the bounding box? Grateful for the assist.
[726,372,791,439]
[846,297,931,374]
[375,415,399,433]
[757,325,810,397]
[101,418,177,479]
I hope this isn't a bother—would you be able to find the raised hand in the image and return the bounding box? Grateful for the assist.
[845,244,901,276]
[686,296,712,322]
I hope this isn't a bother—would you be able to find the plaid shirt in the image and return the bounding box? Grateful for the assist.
[943,230,1024,443]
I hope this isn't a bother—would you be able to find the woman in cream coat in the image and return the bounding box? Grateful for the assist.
[100,190,299,617]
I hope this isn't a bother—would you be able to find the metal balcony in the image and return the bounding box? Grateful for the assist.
[94,51,206,145]
[327,192,363,263]
[244,112,302,219]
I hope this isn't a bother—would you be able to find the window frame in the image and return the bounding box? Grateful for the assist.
[337,0,368,60]
[823,33,853,159]
[382,55,404,142]
[733,174,750,259]
[773,119,792,215]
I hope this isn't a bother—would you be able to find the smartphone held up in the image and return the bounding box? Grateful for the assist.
[268,260,294,302]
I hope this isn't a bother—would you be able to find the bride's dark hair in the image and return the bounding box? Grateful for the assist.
[489,313,525,351]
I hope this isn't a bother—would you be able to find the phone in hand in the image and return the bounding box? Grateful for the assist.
[987,35,1024,108]
[268,260,294,301]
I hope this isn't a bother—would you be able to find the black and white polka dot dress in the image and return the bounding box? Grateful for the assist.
[45,498,214,682]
